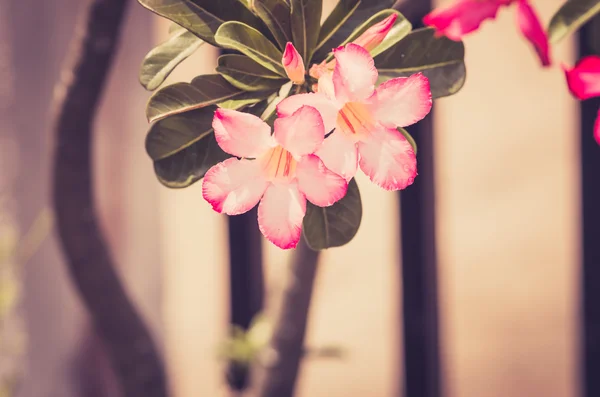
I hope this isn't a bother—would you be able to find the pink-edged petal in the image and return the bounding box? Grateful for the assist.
[357,126,417,191]
[213,108,274,158]
[277,93,339,133]
[332,43,378,103]
[273,106,325,158]
[372,73,433,128]
[202,158,269,215]
[315,130,359,181]
[258,183,307,249]
[564,56,600,100]
[595,108,600,145]
[296,155,348,207]
[515,0,551,67]
[423,0,505,41]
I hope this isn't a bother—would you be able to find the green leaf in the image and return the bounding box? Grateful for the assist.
[312,0,395,61]
[314,0,361,55]
[332,9,412,59]
[374,27,466,99]
[216,54,287,91]
[548,0,600,43]
[251,0,293,49]
[190,0,265,29]
[146,105,217,160]
[215,21,287,76]
[148,106,230,188]
[139,29,204,91]
[302,178,362,250]
[290,0,323,61]
[399,127,417,155]
[146,74,247,123]
[137,0,224,45]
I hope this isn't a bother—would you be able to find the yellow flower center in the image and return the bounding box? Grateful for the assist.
[336,101,376,141]
[260,146,297,182]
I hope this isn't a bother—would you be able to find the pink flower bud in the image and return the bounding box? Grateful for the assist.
[282,42,306,85]
[353,13,398,52]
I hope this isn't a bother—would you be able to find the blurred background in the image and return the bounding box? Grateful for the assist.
[0,0,582,396]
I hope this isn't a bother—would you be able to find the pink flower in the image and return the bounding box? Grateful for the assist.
[282,43,306,85]
[309,14,398,81]
[279,43,432,190]
[202,107,348,250]
[423,0,551,67]
[564,56,600,144]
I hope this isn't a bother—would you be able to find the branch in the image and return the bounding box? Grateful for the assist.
[254,238,320,397]
[51,1,168,396]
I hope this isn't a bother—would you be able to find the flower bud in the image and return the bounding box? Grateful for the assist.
[282,42,306,85]
[353,13,397,52]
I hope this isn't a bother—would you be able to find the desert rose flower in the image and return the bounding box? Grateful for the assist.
[279,43,432,190]
[202,106,348,249]
[282,42,306,85]
[564,56,600,144]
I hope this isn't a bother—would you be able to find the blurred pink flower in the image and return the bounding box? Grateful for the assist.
[564,56,600,144]
[423,0,551,67]
[203,107,348,250]
[280,43,432,190]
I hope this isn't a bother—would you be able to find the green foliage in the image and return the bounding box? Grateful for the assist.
[137,0,467,248]
[374,27,466,99]
[548,0,600,43]
[139,28,204,91]
[302,178,362,250]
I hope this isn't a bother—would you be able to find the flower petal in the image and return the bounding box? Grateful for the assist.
[202,158,269,215]
[315,130,359,181]
[213,108,274,158]
[372,73,433,128]
[274,106,325,158]
[358,125,417,191]
[353,13,398,53]
[277,93,339,133]
[332,43,378,103]
[258,183,307,249]
[564,56,600,100]
[423,0,505,41]
[515,0,551,67]
[297,155,348,207]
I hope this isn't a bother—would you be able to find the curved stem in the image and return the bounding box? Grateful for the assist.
[254,238,320,397]
[51,1,168,396]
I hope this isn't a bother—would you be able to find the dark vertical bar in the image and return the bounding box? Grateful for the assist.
[220,49,266,392]
[394,2,440,396]
[400,112,441,397]
[579,15,600,397]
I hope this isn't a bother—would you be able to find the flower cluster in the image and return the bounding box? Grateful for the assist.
[202,21,433,249]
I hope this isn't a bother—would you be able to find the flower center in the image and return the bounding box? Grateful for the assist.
[336,102,376,140]
[260,146,297,182]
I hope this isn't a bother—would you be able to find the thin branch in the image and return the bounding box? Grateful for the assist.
[254,238,320,397]
[51,1,168,396]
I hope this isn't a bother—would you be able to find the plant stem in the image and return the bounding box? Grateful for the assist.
[51,1,168,396]
[254,238,320,397]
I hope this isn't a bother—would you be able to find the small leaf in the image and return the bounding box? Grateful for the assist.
[215,21,287,76]
[374,27,466,99]
[252,0,293,49]
[217,54,287,91]
[290,0,323,61]
[139,29,204,91]
[331,9,412,59]
[314,0,361,55]
[153,133,230,188]
[146,74,271,123]
[548,0,600,43]
[313,0,395,61]
[399,127,417,155]
[137,0,224,45]
[302,178,362,250]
